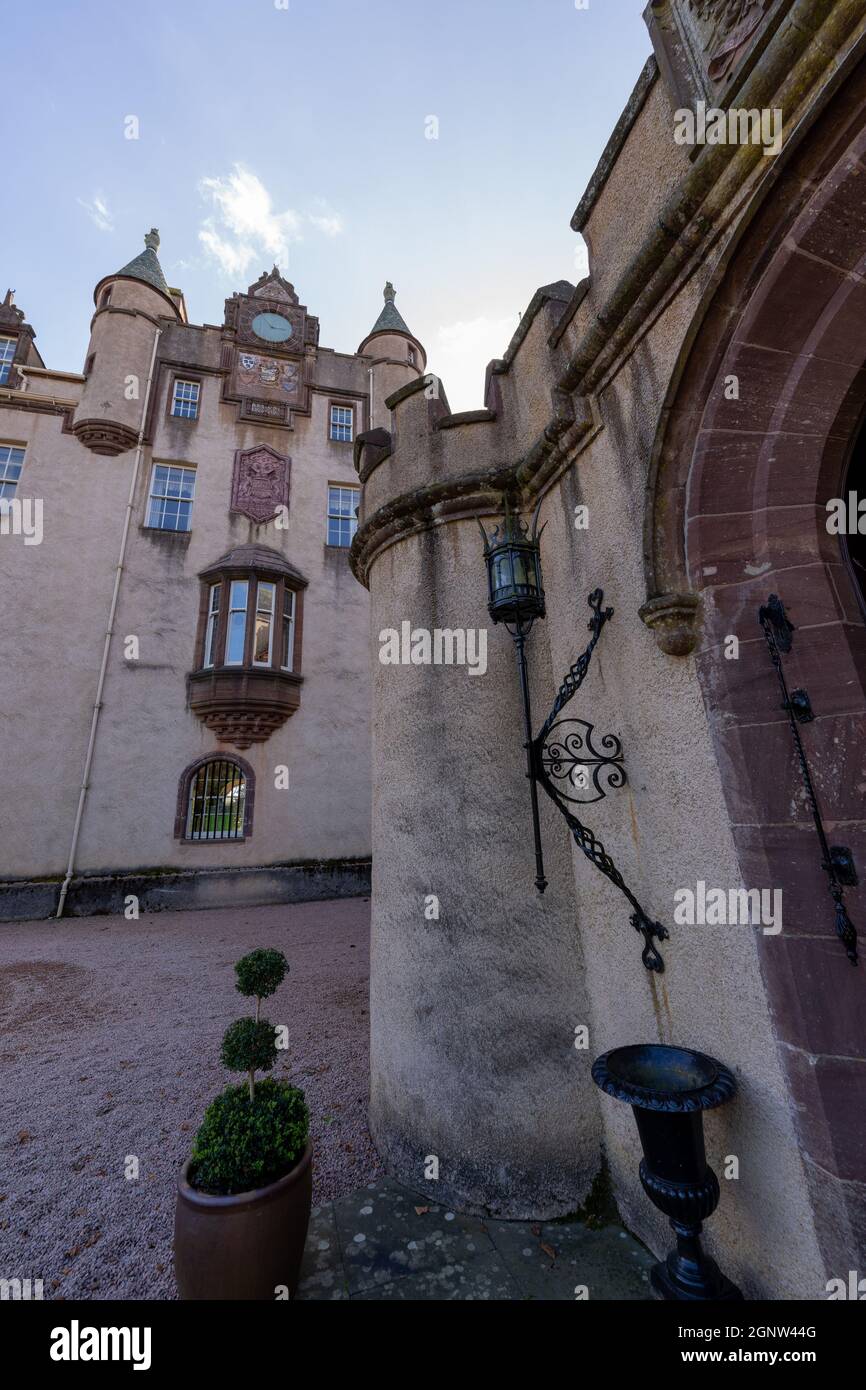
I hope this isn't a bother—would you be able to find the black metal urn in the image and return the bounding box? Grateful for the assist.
[592,1044,743,1301]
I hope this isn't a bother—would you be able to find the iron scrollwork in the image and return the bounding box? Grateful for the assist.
[539,720,626,805]
[529,590,669,973]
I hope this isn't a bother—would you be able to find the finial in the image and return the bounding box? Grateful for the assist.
[144,228,160,251]
[3,289,14,307]
[384,281,396,303]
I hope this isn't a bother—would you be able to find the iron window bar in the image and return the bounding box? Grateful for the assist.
[187,759,246,841]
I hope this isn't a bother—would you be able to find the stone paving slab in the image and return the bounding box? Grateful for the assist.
[296,1177,656,1302]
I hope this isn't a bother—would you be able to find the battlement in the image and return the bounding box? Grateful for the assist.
[350,278,585,587]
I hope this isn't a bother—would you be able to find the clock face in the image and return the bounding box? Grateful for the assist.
[251,311,293,343]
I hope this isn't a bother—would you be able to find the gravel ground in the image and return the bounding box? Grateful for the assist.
[0,897,379,1300]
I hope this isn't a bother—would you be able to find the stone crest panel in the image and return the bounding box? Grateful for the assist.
[644,0,790,110]
[230,444,291,523]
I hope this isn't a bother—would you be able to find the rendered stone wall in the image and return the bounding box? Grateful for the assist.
[366,520,602,1218]
[0,289,375,909]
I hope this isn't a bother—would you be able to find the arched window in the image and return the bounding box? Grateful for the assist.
[175,755,254,842]
[187,545,308,749]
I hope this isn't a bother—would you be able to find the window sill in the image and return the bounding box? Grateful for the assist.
[180,835,247,846]
[140,525,192,543]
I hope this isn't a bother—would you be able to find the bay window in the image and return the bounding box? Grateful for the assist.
[187,546,307,749]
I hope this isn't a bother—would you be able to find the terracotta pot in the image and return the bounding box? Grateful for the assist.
[174,1141,313,1300]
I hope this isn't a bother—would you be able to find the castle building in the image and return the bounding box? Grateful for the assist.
[351,0,866,1298]
[0,233,425,918]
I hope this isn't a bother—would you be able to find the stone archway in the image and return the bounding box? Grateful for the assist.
[646,58,866,1274]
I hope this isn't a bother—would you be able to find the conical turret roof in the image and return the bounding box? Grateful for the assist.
[114,229,169,294]
[367,282,413,337]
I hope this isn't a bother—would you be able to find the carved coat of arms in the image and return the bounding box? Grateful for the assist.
[230,445,291,524]
[238,352,300,396]
[689,0,771,82]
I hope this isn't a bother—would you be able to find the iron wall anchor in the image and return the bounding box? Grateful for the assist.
[759,595,859,965]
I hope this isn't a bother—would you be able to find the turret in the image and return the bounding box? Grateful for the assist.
[358,283,426,430]
[72,229,182,455]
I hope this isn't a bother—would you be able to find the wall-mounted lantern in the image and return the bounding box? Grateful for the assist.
[479,495,669,972]
[480,497,546,629]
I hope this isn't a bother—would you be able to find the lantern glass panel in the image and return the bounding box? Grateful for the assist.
[513,551,534,592]
[492,551,514,597]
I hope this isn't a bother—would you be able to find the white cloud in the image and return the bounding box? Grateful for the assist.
[198,165,303,277]
[77,193,113,233]
[433,314,518,413]
[197,165,343,278]
[308,210,343,238]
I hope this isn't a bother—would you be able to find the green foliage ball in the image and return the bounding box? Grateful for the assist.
[234,948,288,1000]
[190,1078,309,1195]
[220,1017,278,1075]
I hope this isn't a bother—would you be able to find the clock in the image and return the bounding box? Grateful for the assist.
[251,311,293,343]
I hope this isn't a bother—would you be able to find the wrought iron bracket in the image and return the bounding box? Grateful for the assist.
[521,589,669,973]
[758,595,859,965]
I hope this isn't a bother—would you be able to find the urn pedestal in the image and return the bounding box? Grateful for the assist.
[592,1043,743,1301]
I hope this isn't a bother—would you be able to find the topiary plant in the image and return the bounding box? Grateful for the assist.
[234,948,288,1018]
[224,948,288,1099]
[188,948,308,1196]
[190,1079,308,1196]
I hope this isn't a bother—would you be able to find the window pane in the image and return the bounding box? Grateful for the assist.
[254,616,271,664]
[0,338,15,386]
[172,380,200,419]
[0,446,24,496]
[147,463,196,531]
[281,588,296,669]
[204,584,221,667]
[329,405,353,442]
[253,582,275,666]
[226,580,248,663]
[326,485,360,547]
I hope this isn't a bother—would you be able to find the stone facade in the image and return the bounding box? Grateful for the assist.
[0,240,424,918]
[352,0,866,1298]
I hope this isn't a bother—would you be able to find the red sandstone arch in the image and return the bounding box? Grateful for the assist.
[646,58,866,1272]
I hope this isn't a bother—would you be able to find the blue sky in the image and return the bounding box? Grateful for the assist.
[4,0,652,410]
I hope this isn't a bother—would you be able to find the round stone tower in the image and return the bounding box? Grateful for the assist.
[358,283,426,430]
[72,229,181,455]
[351,284,605,1219]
